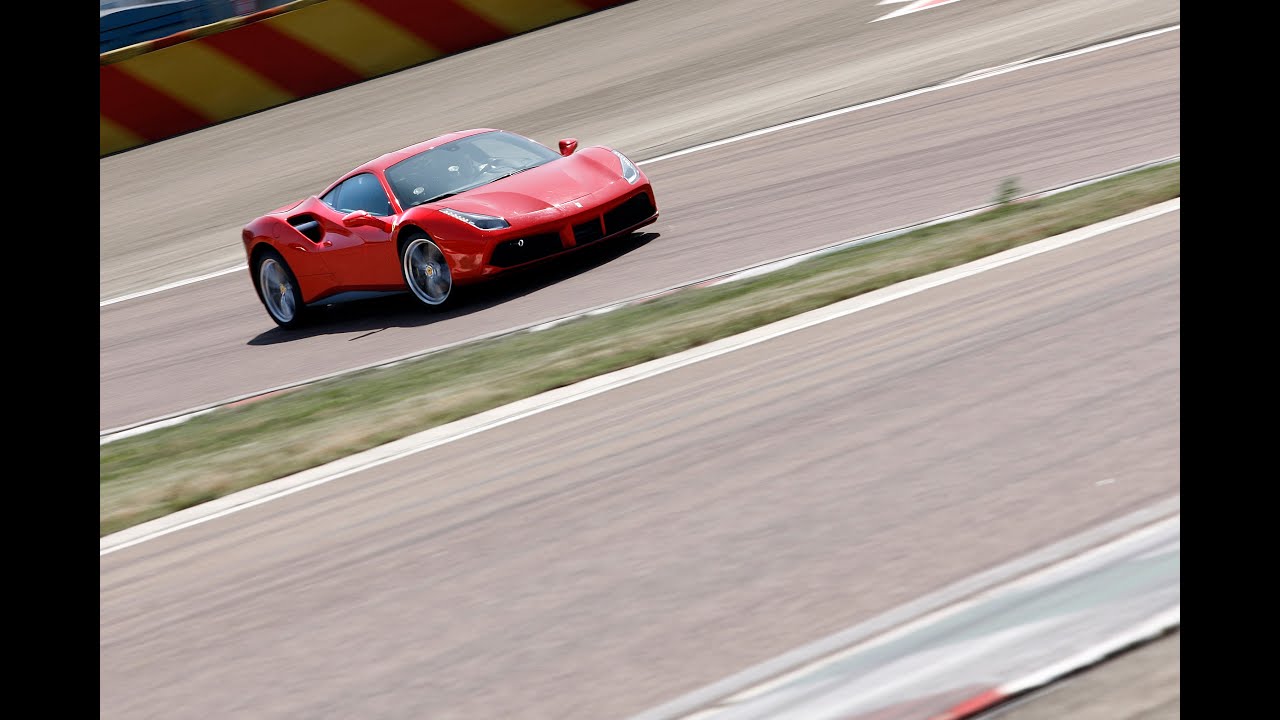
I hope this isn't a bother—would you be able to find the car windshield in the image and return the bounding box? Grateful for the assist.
[385,131,562,209]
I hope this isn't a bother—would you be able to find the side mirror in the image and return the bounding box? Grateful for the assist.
[342,210,392,232]
[558,138,578,156]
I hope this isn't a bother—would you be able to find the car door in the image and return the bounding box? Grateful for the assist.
[318,173,398,289]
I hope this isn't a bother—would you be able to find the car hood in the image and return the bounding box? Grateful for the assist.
[438,155,622,216]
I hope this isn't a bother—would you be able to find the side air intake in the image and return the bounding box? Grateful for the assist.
[287,215,323,243]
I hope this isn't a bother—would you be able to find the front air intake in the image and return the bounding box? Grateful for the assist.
[603,193,655,235]
[573,218,604,245]
[489,233,564,267]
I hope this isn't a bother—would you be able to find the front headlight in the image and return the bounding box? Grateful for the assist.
[611,149,640,184]
[440,207,510,230]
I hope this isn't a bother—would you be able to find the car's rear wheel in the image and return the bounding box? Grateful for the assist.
[255,249,309,328]
[401,234,453,307]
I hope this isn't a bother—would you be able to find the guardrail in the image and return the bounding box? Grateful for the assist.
[100,0,632,157]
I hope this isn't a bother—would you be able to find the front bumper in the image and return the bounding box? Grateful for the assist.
[436,184,658,281]
[486,189,658,269]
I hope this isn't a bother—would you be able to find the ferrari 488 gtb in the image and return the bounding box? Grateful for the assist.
[241,129,659,327]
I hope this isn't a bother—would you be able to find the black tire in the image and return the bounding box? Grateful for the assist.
[254,248,310,328]
[400,233,454,308]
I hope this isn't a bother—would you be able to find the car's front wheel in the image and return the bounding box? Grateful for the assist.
[255,249,309,328]
[401,234,453,307]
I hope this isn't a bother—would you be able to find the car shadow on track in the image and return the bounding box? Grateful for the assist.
[246,231,660,346]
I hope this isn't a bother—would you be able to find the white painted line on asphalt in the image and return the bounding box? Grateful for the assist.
[1136,538,1178,562]
[874,0,967,23]
[100,199,1178,556]
[951,56,1038,82]
[630,498,1180,720]
[98,24,1180,308]
[100,263,247,306]
[638,25,1179,166]
[999,605,1180,695]
[714,514,1180,708]
[98,154,1180,442]
[781,620,1061,719]
[100,409,215,444]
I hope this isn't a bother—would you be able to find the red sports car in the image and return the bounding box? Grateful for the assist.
[241,129,658,327]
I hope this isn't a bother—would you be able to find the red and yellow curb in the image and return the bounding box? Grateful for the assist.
[100,0,631,156]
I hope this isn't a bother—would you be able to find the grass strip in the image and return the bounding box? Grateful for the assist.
[101,163,1179,536]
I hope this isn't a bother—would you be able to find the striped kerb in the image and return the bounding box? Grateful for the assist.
[100,0,632,156]
[100,64,209,141]
[457,0,598,33]
[359,0,510,53]
[100,116,145,157]
[119,41,294,122]
[201,22,364,97]
[267,0,438,78]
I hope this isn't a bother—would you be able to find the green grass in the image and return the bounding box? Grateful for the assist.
[101,162,1179,536]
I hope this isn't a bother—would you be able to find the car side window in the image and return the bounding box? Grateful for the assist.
[318,172,389,213]
[321,184,342,210]
[329,173,393,216]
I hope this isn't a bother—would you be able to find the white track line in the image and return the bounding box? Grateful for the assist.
[630,499,1178,720]
[98,24,1180,308]
[98,155,1180,442]
[874,0,967,23]
[100,199,1178,556]
[101,409,215,443]
[637,25,1179,165]
[999,605,1180,695]
[100,263,247,306]
[709,515,1180,708]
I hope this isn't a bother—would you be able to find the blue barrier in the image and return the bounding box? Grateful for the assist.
[99,0,280,53]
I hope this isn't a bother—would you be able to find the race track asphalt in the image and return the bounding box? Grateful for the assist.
[99,0,1178,301]
[100,19,1180,430]
[101,210,1181,719]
